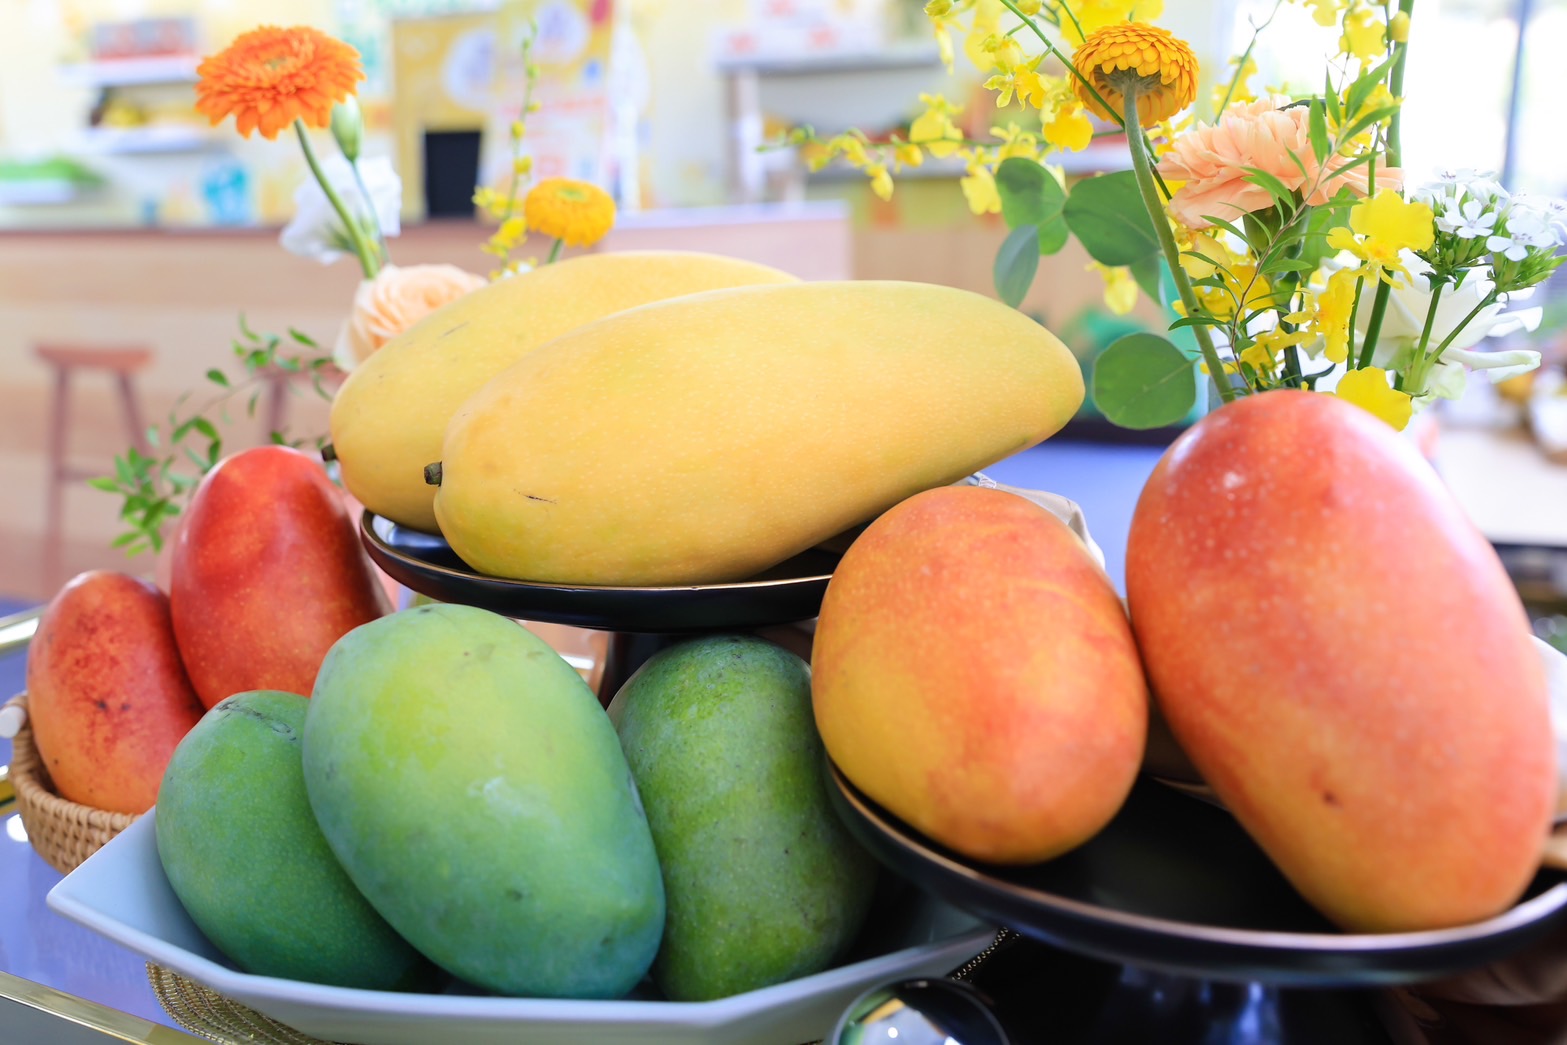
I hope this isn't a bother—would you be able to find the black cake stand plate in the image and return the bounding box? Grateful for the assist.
[359,511,838,696]
[826,762,1567,1043]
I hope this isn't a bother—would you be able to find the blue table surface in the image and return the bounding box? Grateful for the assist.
[0,438,1170,1035]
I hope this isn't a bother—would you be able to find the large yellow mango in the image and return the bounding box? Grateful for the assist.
[330,251,798,532]
[433,280,1085,585]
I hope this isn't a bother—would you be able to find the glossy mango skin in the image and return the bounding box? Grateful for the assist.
[329,251,798,532]
[156,690,434,990]
[26,571,206,814]
[1126,390,1555,932]
[302,604,665,998]
[607,635,877,1001]
[169,446,390,709]
[811,486,1148,865]
[435,280,1085,585]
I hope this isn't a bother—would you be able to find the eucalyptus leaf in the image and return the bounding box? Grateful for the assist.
[1063,172,1160,266]
[1130,255,1163,302]
[996,158,1071,255]
[1091,333,1199,429]
[994,224,1041,308]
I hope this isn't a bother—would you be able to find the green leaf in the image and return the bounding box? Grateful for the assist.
[1345,57,1395,118]
[1090,333,1199,430]
[191,417,219,441]
[1129,255,1163,302]
[205,368,229,388]
[1167,314,1227,330]
[1307,100,1331,164]
[86,476,121,493]
[288,327,318,348]
[1262,258,1319,275]
[1337,105,1400,147]
[114,455,134,486]
[1324,72,1342,126]
[1200,215,1250,242]
[1063,171,1160,266]
[111,532,141,549]
[1242,167,1297,209]
[995,158,1070,255]
[237,312,257,341]
[994,224,1041,308]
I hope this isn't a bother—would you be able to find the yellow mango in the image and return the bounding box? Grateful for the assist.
[329,251,799,532]
[433,280,1085,585]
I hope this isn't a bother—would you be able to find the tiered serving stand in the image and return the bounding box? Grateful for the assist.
[359,511,1567,1045]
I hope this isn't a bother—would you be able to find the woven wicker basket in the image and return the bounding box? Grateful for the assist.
[5,694,140,874]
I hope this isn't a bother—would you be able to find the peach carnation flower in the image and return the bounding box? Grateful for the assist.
[334,263,486,370]
[1157,96,1400,229]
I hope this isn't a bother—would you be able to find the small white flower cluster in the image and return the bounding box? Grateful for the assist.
[1415,169,1567,266]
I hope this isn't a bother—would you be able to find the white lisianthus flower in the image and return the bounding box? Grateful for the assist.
[1367,251,1542,357]
[1357,252,1543,404]
[280,154,402,266]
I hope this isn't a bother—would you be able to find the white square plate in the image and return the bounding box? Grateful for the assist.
[48,812,993,1045]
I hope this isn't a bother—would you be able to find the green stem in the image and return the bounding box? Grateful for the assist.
[295,120,380,281]
[1217,0,1286,115]
[1386,0,1414,170]
[1122,85,1237,403]
[1431,295,1497,356]
[1351,2,1414,369]
[995,0,1125,131]
[1402,279,1444,396]
[546,238,565,264]
[347,157,389,265]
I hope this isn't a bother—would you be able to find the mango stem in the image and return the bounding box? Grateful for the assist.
[424,463,443,486]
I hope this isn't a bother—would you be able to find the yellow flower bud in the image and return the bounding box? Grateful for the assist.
[513,156,534,176]
[1014,0,1042,14]
[924,0,953,15]
[1388,10,1410,42]
[510,120,527,140]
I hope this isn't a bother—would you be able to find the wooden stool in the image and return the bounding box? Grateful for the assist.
[34,343,154,590]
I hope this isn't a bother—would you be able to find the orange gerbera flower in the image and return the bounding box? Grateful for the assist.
[195,26,364,141]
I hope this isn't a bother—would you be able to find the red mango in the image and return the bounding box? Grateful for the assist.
[170,446,391,708]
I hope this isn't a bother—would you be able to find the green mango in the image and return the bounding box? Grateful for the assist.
[302,604,665,998]
[608,635,878,1001]
[156,690,434,990]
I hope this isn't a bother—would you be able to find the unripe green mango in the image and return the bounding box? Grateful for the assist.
[607,635,877,1001]
[434,279,1084,585]
[156,690,434,990]
[302,604,665,998]
[329,250,798,533]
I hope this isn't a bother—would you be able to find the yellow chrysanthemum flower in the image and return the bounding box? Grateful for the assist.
[1335,366,1412,430]
[523,178,616,247]
[1072,22,1199,127]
